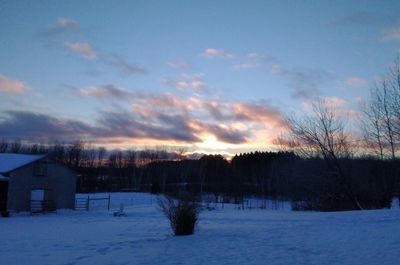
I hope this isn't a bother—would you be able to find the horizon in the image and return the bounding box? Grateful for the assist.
[1,0,400,156]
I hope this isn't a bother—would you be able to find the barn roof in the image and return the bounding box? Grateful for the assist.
[0,174,9,181]
[0,153,46,173]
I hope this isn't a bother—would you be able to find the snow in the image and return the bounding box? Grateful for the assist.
[0,174,9,181]
[0,153,46,173]
[1,192,399,265]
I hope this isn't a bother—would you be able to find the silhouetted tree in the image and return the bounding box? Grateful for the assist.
[0,139,8,153]
[286,98,362,210]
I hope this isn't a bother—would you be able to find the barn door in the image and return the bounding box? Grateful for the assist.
[31,189,45,213]
[0,181,8,212]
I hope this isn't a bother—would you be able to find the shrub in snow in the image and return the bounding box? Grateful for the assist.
[113,203,127,217]
[158,194,201,236]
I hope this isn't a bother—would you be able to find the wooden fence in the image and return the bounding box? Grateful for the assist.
[75,194,111,211]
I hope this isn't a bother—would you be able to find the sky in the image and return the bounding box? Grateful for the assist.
[0,0,400,155]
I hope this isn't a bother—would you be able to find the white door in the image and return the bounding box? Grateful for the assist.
[31,189,45,212]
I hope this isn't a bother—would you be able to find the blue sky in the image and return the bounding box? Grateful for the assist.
[0,0,399,155]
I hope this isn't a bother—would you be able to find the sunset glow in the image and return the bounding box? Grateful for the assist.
[1,1,399,155]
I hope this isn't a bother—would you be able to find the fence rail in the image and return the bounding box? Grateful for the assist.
[75,194,111,211]
[75,197,89,211]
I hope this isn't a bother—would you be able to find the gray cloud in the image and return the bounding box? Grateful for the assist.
[103,55,148,75]
[273,67,335,99]
[79,84,133,99]
[229,51,334,99]
[332,11,396,27]
[203,101,285,128]
[167,60,191,69]
[0,110,200,144]
[234,53,278,69]
[41,19,148,76]
[98,111,200,142]
[0,91,285,146]
[0,111,97,142]
[199,123,247,144]
[162,74,205,90]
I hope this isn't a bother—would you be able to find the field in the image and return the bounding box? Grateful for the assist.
[1,193,399,265]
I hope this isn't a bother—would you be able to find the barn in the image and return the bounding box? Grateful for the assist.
[0,153,76,214]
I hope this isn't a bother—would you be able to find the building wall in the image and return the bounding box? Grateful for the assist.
[7,160,76,212]
[7,163,35,212]
[47,163,76,209]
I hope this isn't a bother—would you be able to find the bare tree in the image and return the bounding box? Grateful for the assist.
[10,140,22,153]
[363,57,400,160]
[0,139,8,153]
[380,81,397,160]
[361,89,386,159]
[84,144,97,168]
[286,98,362,209]
[388,56,400,152]
[66,141,84,168]
[97,147,106,168]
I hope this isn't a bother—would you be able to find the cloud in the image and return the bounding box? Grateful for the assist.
[345,77,367,88]
[0,90,287,146]
[64,46,148,75]
[233,53,277,69]
[162,74,205,90]
[202,48,233,59]
[227,51,334,99]
[382,27,400,41]
[323,96,347,108]
[232,102,286,128]
[42,19,147,76]
[0,111,97,142]
[79,85,133,99]
[57,17,77,29]
[97,111,200,142]
[333,12,400,41]
[130,93,280,144]
[64,42,97,60]
[201,100,286,130]
[333,12,380,27]
[332,11,397,29]
[134,93,285,144]
[274,67,334,99]
[104,55,148,74]
[167,60,191,69]
[197,122,247,144]
[301,96,362,121]
[0,110,199,143]
[0,75,27,93]
[42,17,77,36]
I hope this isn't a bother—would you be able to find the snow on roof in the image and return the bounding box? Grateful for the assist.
[0,174,9,181]
[0,153,46,173]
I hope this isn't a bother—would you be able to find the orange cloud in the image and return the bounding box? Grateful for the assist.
[202,48,233,59]
[345,77,366,88]
[0,75,27,93]
[64,42,97,60]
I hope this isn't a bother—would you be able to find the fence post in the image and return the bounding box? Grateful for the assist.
[107,194,111,210]
[86,195,90,211]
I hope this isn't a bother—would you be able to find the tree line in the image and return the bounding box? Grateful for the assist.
[0,139,398,211]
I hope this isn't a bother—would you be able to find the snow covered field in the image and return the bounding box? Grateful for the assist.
[1,192,399,265]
